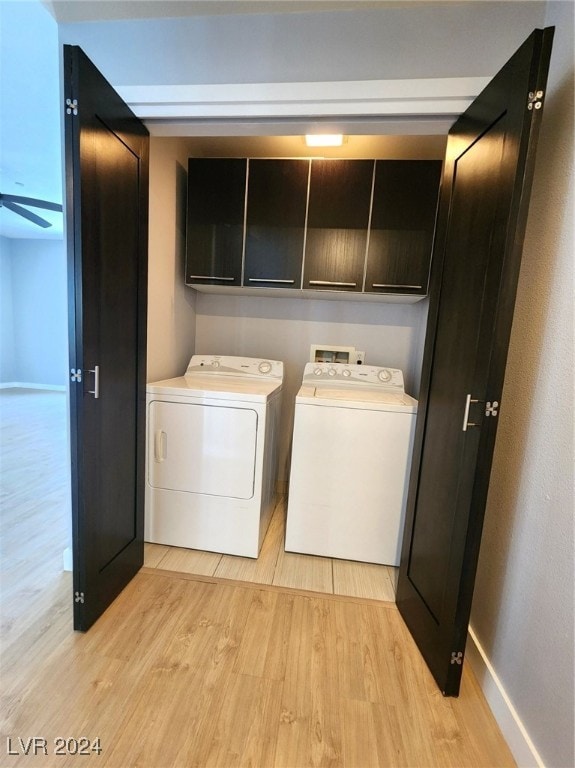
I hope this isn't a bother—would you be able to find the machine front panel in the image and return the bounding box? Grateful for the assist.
[148,400,258,499]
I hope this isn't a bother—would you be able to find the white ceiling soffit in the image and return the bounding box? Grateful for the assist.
[118,76,490,136]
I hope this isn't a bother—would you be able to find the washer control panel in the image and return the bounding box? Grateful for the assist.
[186,355,284,379]
[303,362,405,391]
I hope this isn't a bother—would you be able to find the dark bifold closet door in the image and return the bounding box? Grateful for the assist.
[64,45,149,631]
[397,27,554,696]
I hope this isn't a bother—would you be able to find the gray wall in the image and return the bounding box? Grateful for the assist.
[0,237,68,387]
[470,4,575,767]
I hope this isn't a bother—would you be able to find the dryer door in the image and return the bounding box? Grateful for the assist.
[148,401,257,499]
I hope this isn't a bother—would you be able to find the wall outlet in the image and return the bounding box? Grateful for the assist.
[355,351,365,364]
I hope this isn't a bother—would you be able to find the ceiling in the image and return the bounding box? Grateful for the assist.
[1,1,449,241]
[44,1,420,24]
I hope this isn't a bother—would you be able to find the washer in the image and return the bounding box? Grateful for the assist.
[285,362,417,566]
[145,355,283,558]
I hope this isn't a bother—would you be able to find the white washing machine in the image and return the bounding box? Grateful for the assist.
[145,355,283,558]
[285,362,417,566]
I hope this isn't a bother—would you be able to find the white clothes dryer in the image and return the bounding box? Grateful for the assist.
[145,355,283,558]
[285,362,417,566]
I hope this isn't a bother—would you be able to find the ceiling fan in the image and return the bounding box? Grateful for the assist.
[0,193,63,229]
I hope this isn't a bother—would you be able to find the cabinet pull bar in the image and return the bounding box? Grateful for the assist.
[309,280,357,288]
[188,275,235,281]
[248,278,295,284]
[372,283,423,289]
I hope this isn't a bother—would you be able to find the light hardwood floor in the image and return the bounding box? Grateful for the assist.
[0,389,516,767]
[0,389,72,655]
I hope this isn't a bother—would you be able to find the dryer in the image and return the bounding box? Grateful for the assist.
[285,362,417,566]
[145,355,283,558]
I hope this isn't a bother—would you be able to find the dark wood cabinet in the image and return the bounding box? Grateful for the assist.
[303,160,374,293]
[185,156,441,301]
[185,158,247,286]
[244,159,309,289]
[365,160,442,295]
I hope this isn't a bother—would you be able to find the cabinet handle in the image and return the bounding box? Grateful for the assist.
[188,275,235,281]
[248,278,295,284]
[372,283,423,290]
[309,280,357,288]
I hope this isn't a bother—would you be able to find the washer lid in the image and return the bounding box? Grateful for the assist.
[296,384,418,413]
[146,374,282,403]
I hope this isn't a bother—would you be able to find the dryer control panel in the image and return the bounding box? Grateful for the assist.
[302,362,405,392]
[186,355,284,380]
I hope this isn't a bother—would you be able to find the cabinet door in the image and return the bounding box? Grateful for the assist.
[303,159,374,293]
[244,159,309,289]
[186,158,246,286]
[365,161,442,295]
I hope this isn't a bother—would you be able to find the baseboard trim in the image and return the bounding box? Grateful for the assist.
[0,382,67,392]
[63,547,73,572]
[467,625,545,768]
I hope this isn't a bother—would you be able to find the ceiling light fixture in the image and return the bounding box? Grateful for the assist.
[304,134,344,147]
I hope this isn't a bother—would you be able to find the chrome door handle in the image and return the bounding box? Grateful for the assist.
[462,394,479,431]
[247,278,295,284]
[88,366,99,399]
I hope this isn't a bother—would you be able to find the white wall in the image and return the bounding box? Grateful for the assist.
[147,137,197,382]
[0,238,15,381]
[470,5,574,767]
[195,293,427,484]
[0,237,67,387]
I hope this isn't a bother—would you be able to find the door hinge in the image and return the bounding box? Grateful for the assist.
[450,651,464,665]
[66,98,78,115]
[485,401,499,417]
[74,591,85,604]
[527,90,544,111]
[70,368,82,382]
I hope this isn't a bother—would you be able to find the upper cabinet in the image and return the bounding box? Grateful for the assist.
[185,157,441,301]
[365,161,442,296]
[303,160,374,293]
[185,158,246,286]
[244,159,309,289]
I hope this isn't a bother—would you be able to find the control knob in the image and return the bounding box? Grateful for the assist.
[328,368,337,377]
[258,361,272,374]
[378,368,392,382]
